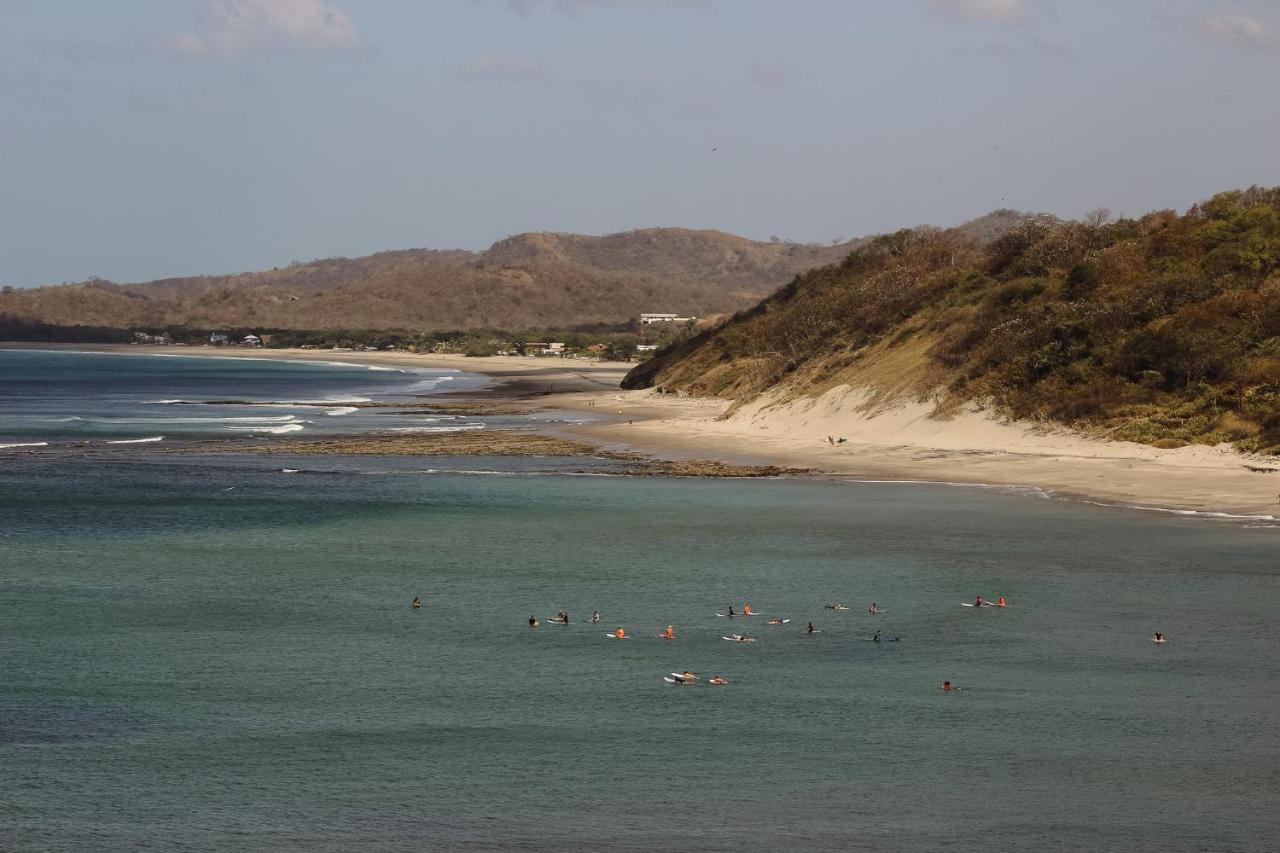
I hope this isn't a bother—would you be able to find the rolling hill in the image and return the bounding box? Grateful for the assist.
[0,229,871,332]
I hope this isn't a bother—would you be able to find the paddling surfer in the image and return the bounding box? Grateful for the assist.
[590,610,601,623]
[529,615,539,627]
[411,596,421,609]
[806,622,815,634]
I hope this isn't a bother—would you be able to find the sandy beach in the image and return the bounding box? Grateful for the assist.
[562,386,1280,519]
[9,343,1279,518]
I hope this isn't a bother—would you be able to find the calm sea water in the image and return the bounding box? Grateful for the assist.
[2,353,1278,852]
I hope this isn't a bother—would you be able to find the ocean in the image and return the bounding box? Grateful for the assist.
[2,351,1278,851]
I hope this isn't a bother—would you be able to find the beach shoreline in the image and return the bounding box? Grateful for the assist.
[6,342,1278,519]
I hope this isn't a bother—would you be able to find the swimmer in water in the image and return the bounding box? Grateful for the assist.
[411,596,421,609]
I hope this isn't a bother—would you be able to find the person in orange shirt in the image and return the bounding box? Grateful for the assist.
[997,596,1006,608]
[615,627,626,639]
[662,625,675,640]
[743,602,753,615]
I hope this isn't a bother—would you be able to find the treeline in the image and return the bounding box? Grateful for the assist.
[0,315,132,343]
[626,187,1280,454]
[0,317,696,361]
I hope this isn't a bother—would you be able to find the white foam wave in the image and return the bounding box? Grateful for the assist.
[227,423,307,434]
[280,468,301,473]
[0,441,49,449]
[388,423,485,433]
[107,436,165,444]
[73,415,300,425]
[325,407,358,416]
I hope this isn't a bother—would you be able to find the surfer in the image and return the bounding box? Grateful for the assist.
[557,610,569,624]
[590,610,601,623]
[942,680,956,691]
[974,595,984,608]
[1154,631,1164,643]
[615,627,627,639]
[529,615,539,627]
[662,625,675,640]
[806,622,815,634]
[743,602,753,616]
[868,602,879,614]
[411,596,421,609]
[997,596,1006,608]
[728,605,736,616]
[708,676,728,685]
[873,629,882,643]
[767,617,785,625]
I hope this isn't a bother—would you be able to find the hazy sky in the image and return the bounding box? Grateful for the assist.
[1,0,1278,286]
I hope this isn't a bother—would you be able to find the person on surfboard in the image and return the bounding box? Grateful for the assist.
[1154,631,1164,643]
[868,602,879,614]
[997,596,1006,608]
[806,622,815,634]
[942,681,956,691]
[708,676,728,685]
[662,625,675,640]
[411,597,421,609]
[615,627,626,639]
[743,602,753,615]
[974,596,984,607]
[590,610,600,623]
[873,629,882,643]
[728,605,736,616]
[529,615,539,627]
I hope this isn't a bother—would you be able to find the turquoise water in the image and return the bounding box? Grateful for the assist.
[2,353,1279,851]
[3,451,1278,852]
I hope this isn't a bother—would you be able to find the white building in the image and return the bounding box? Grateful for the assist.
[640,313,697,325]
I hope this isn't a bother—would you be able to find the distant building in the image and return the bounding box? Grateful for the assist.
[635,344,659,352]
[209,333,229,345]
[587,343,609,353]
[242,334,262,347]
[640,313,697,325]
[521,341,566,356]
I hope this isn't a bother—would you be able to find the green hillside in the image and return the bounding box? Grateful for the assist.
[624,187,1280,454]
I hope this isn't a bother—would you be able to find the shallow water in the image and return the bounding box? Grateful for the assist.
[2,449,1278,852]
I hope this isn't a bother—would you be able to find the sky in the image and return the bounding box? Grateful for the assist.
[1,0,1278,287]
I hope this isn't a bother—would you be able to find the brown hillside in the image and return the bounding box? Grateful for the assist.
[1,229,869,331]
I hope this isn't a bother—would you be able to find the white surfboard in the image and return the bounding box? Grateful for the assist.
[604,633,630,639]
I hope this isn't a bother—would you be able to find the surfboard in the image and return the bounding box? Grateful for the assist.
[722,636,755,642]
[1153,638,1166,644]
[604,633,630,639]
[766,619,791,624]
[663,676,684,684]
[961,602,993,607]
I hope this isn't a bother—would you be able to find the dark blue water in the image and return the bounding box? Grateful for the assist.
[0,349,490,446]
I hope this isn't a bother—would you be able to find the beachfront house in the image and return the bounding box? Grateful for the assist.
[520,341,566,356]
[640,312,697,326]
[209,333,229,345]
[242,334,262,347]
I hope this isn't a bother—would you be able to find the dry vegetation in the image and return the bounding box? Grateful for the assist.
[626,188,1280,454]
[0,229,868,331]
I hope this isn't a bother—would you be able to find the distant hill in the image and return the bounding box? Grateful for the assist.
[624,188,1280,454]
[0,229,879,332]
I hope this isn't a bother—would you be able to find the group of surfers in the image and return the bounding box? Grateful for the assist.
[417,594,1164,690]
